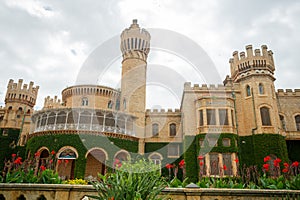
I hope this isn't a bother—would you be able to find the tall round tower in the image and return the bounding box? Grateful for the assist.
[120,19,150,138]
[229,45,281,136]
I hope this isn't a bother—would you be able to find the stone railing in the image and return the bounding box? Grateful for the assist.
[1,184,300,200]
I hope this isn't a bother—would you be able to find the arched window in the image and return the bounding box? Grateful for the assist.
[169,123,176,136]
[108,100,113,109]
[115,99,120,110]
[152,123,159,137]
[259,83,264,94]
[246,85,251,97]
[295,115,300,131]
[81,97,88,106]
[260,107,271,126]
[149,153,162,165]
[279,115,286,130]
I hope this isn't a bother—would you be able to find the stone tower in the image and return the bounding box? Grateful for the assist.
[229,45,281,136]
[0,79,39,145]
[120,19,150,139]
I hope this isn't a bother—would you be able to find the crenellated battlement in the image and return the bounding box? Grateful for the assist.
[229,45,275,80]
[184,82,232,91]
[120,19,151,60]
[277,89,300,97]
[146,108,181,115]
[5,79,39,107]
[43,96,63,109]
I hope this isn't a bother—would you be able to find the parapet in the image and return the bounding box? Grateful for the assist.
[277,89,300,97]
[184,82,231,91]
[5,79,39,107]
[229,45,275,78]
[146,108,181,115]
[43,96,63,109]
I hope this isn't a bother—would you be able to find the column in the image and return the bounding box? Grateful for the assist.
[124,117,128,134]
[77,111,81,130]
[44,113,49,131]
[114,115,118,133]
[64,112,69,130]
[102,113,106,132]
[53,112,58,130]
[90,112,93,131]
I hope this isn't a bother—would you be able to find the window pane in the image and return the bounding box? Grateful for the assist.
[222,138,230,147]
[169,123,176,136]
[295,115,300,131]
[260,107,271,126]
[246,85,251,96]
[168,144,179,157]
[219,109,229,125]
[207,109,216,125]
[152,123,159,136]
[199,110,203,126]
[210,153,219,175]
[223,153,232,176]
[259,84,264,94]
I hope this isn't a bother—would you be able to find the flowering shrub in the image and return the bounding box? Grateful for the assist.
[0,151,61,184]
[63,178,88,185]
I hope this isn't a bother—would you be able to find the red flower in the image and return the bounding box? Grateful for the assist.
[282,168,288,173]
[40,165,46,171]
[264,156,271,162]
[263,163,270,171]
[234,158,239,163]
[35,152,40,157]
[166,163,173,169]
[292,161,299,167]
[179,159,185,168]
[12,154,16,158]
[223,164,227,171]
[58,160,62,164]
[13,157,22,165]
[51,150,56,155]
[199,161,204,166]
[274,158,281,167]
[284,162,289,168]
[198,155,204,160]
[64,160,69,164]
[49,159,53,164]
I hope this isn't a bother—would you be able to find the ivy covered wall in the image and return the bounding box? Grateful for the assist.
[26,133,139,179]
[238,134,289,169]
[0,128,23,170]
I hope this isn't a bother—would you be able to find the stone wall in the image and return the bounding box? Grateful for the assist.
[1,184,300,200]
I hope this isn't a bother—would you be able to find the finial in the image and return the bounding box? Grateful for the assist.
[130,19,139,28]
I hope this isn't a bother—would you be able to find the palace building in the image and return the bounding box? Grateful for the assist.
[1,20,299,181]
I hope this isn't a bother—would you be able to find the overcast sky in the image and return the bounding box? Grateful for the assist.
[0,0,299,110]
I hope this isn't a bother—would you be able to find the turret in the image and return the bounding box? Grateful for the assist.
[229,45,275,82]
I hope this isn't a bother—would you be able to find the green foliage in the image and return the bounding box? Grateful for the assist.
[197,133,238,153]
[183,136,198,183]
[239,134,289,169]
[0,128,21,171]
[290,174,300,190]
[89,159,167,200]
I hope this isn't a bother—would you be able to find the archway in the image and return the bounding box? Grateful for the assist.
[85,148,108,178]
[57,147,78,180]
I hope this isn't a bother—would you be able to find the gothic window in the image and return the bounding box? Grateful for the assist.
[81,97,88,106]
[207,109,216,125]
[108,100,113,109]
[199,110,204,126]
[246,85,251,97]
[279,115,286,130]
[152,123,159,136]
[219,109,229,125]
[169,123,176,136]
[260,106,271,126]
[295,115,300,131]
[259,83,264,94]
[168,143,179,157]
